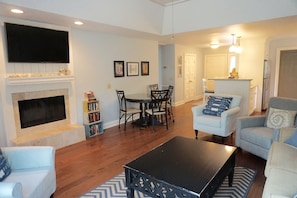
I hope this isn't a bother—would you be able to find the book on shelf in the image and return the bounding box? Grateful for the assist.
[84,91,96,101]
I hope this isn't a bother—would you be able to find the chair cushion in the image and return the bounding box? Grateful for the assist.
[240,127,274,149]
[266,107,297,129]
[0,149,11,181]
[284,128,297,147]
[262,168,297,198]
[202,96,233,116]
[196,115,221,128]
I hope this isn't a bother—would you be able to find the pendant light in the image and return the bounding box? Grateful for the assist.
[229,34,237,53]
[235,36,242,53]
[229,34,242,54]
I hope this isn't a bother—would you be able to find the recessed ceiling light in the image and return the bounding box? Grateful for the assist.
[210,42,219,49]
[74,21,83,25]
[11,9,23,14]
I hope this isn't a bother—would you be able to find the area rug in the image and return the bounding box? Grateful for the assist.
[79,167,256,198]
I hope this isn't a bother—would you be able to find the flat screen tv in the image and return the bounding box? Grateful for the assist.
[5,23,69,63]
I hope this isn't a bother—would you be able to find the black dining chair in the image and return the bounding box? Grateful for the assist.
[147,84,158,95]
[166,85,174,122]
[145,89,170,131]
[116,90,141,130]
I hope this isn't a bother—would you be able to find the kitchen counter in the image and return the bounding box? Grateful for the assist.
[210,78,257,116]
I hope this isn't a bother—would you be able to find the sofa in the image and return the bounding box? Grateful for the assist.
[0,146,56,198]
[192,94,241,138]
[262,127,297,198]
[236,97,297,160]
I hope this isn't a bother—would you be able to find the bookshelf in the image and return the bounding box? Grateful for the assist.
[83,91,103,137]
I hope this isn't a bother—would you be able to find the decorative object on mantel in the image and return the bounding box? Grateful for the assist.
[229,68,239,79]
[59,68,71,75]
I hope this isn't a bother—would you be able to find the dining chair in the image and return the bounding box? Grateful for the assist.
[147,84,158,95]
[145,89,169,131]
[116,90,141,131]
[202,78,215,104]
[165,85,174,122]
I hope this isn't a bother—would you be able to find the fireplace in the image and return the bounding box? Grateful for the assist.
[12,89,71,137]
[9,88,86,148]
[18,95,66,129]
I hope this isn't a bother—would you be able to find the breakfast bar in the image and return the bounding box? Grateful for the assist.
[209,78,257,116]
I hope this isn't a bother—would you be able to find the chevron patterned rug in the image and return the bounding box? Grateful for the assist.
[79,167,256,198]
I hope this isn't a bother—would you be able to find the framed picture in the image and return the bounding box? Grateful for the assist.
[127,62,139,76]
[114,61,124,77]
[178,65,182,78]
[141,61,149,76]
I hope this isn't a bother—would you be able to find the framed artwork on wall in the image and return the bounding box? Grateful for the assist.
[141,61,149,76]
[127,62,139,76]
[114,61,125,77]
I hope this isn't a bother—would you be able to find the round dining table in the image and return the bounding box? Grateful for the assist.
[125,93,151,128]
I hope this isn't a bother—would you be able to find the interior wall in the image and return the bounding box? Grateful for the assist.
[0,20,159,146]
[160,44,202,106]
[71,28,159,128]
[238,37,265,112]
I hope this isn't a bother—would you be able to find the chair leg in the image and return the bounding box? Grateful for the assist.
[170,105,174,123]
[165,113,168,130]
[152,115,156,132]
[195,130,198,139]
[124,114,127,131]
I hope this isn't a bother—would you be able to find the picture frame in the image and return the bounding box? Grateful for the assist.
[127,62,139,76]
[114,61,125,77]
[141,61,149,76]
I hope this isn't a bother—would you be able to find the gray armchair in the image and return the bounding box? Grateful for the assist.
[236,97,297,160]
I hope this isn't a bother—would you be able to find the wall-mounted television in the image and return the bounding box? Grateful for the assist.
[5,23,69,63]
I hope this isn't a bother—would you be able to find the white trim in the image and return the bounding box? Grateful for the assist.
[275,46,297,96]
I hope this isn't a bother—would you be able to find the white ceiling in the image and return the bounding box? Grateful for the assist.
[0,1,297,48]
[150,0,189,6]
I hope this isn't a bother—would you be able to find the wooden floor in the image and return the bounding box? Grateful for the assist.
[54,100,266,198]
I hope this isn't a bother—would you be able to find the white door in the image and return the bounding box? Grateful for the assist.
[204,54,229,90]
[184,53,197,102]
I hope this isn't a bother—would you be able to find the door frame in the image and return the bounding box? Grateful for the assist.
[274,46,297,96]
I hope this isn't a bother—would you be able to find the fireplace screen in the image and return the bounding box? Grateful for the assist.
[18,95,66,128]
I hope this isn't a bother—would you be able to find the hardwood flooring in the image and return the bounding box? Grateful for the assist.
[54,100,266,198]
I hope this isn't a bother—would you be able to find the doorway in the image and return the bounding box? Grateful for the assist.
[277,49,297,99]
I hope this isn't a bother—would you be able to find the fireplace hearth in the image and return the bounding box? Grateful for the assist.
[10,88,86,148]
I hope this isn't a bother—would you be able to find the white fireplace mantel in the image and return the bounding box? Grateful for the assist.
[6,75,75,86]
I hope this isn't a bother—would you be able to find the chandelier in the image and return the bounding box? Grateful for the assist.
[229,34,242,53]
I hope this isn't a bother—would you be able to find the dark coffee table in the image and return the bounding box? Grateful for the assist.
[124,136,237,198]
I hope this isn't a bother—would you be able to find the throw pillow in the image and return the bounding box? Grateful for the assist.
[0,149,11,181]
[266,107,297,129]
[202,96,233,116]
[284,128,297,147]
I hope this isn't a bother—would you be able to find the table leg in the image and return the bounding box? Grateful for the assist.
[228,167,234,187]
[125,169,135,198]
[126,187,134,198]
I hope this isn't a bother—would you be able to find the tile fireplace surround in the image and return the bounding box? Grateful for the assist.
[3,76,86,149]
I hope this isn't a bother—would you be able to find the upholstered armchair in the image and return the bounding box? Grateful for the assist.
[236,97,297,160]
[0,146,56,198]
[192,94,242,139]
